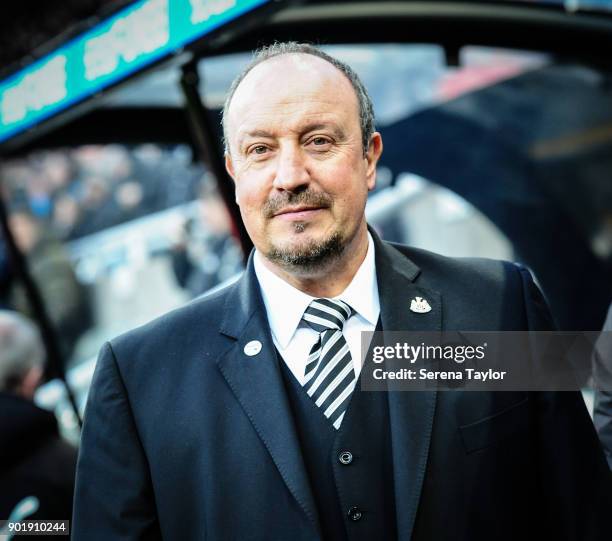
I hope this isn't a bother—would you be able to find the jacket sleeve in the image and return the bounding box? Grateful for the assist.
[516,264,556,332]
[518,265,612,539]
[593,303,612,469]
[594,390,612,469]
[72,342,161,540]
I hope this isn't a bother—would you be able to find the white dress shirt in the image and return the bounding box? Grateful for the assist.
[254,233,380,385]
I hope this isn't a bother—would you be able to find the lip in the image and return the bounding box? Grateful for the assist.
[273,206,325,220]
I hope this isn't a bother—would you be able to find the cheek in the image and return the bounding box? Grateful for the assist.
[327,165,368,204]
[326,153,365,186]
[235,179,260,207]
[234,184,246,207]
[234,165,273,207]
[237,193,258,217]
[335,193,364,220]
[235,184,268,229]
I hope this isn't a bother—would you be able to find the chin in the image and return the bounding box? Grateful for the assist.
[271,220,325,245]
[265,229,345,271]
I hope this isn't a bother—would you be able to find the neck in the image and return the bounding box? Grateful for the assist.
[260,225,369,297]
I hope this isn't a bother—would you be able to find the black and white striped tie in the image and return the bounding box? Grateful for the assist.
[302,298,356,429]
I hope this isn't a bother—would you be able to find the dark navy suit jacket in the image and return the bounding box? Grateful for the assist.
[73,232,612,540]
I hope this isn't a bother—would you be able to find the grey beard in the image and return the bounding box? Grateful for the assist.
[265,229,344,271]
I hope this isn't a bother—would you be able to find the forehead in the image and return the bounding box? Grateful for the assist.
[227,53,360,140]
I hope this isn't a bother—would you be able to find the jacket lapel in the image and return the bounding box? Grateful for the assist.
[216,254,321,536]
[216,233,439,540]
[373,233,440,541]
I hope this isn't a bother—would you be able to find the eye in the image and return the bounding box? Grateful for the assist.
[306,136,332,151]
[311,137,329,146]
[247,144,269,157]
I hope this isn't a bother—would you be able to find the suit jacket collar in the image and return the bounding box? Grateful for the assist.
[373,230,439,541]
[217,230,439,541]
[217,250,321,535]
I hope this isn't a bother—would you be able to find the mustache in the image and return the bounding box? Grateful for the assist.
[263,190,332,218]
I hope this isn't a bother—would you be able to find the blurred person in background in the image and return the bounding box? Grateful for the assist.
[171,179,242,297]
[8,208,91,360]
[0,235,13,309]
[0,310,77,524]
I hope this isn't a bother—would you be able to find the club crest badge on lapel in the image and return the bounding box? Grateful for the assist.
[410,296,432,314]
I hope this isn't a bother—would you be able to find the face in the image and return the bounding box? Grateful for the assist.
[9,212,39,253]
[225,53,382,273]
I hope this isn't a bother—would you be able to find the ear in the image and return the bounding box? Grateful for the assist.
[18,366,43,400]
[365,132,383,192]
[225,154,242,206]
[225,153,236,180]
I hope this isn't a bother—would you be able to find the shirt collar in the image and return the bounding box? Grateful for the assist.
[341,233,379,327]
[254,232,379,349]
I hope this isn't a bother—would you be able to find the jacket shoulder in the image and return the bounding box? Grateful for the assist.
[387,242,522,289]
[385,242,536,330]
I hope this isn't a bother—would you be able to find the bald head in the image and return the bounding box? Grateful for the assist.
[222,42,375,156]
[0,310,44,394]
[226,53,361,159]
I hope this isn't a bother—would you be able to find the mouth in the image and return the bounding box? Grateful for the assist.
[273,206,326,220]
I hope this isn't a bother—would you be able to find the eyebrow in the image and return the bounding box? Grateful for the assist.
[236,130,274,151]
[298,123,346,140]
[240,129,275,140]
[237,123,346,148]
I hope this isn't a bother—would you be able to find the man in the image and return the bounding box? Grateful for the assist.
[73,43,612,540]
[8,209,91,359]
[0,310,77,525]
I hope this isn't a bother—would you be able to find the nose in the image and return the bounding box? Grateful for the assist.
[272,145,310,192]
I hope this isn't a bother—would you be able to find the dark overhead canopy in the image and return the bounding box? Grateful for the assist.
[212,0,612,66]
[4,0,612,81]
[0,0,131,79]
[4,0,612,153]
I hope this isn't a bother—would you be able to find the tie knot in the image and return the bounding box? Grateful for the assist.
[302,298,354,333]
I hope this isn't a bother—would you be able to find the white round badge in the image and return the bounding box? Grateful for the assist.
[244,340,262,357]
